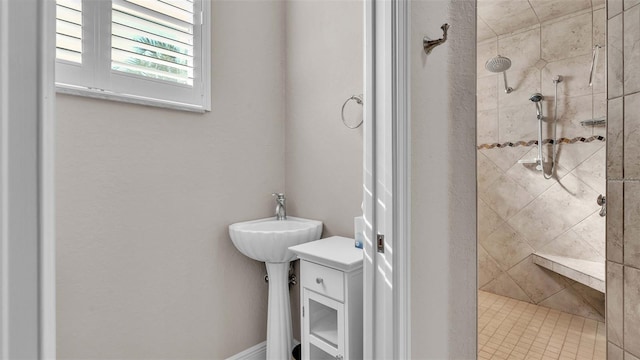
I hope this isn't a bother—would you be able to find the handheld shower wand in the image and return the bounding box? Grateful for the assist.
[529,93,544,171]
[530,93,544,120]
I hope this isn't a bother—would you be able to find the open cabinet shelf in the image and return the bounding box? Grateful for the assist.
[309,299,339,347]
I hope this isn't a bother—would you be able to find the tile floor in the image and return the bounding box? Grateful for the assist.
[478,291,606,360]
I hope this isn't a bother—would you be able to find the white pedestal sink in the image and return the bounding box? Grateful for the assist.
[229,217,322,360]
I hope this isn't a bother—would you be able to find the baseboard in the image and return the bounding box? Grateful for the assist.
[226,340,300,360]
[226,341,266,360]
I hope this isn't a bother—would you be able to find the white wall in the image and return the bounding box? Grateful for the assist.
[410,0,477,358]
[55,1,285,358]
[284,1,364,237]
[284,0,364,340]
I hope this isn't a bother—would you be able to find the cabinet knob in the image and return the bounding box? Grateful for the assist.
[315,277,323,284]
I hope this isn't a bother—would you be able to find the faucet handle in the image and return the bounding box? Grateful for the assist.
[272,193,285,199]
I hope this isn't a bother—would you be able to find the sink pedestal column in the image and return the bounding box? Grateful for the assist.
[265,262,293,360]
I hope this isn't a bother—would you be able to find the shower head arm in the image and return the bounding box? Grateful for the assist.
[503,71,514,94]
[485,55,514,94]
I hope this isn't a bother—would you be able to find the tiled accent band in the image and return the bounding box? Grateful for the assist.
[477,136,606,150]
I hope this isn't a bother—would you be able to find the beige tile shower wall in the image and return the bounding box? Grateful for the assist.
[606,0,640,357]
[477,6,607,320]
[55,1,285,358]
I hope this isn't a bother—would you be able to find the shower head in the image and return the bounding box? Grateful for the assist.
[485,55,512,73]
[529,93,544,102]
[485,55,514,94]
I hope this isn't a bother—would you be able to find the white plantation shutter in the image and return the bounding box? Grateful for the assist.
[55,0,210,111]
[56,0,83,63]
[55,0,95,89]
[111,0,195,85]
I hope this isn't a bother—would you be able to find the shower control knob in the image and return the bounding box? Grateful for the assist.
[597,194,607,217]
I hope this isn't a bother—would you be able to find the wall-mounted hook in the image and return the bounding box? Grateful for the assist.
[423,23,450,55]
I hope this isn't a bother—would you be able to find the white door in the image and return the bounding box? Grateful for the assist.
[362,0,401,358]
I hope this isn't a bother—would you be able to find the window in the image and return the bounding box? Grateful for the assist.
[55,0,211,111]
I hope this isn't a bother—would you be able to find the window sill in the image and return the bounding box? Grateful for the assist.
[55,83,209,113]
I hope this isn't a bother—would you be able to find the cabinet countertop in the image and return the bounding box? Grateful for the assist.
[289,236,363,272]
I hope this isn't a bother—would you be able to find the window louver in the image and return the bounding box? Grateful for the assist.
[111,0,195,86]
[56,0,83,64]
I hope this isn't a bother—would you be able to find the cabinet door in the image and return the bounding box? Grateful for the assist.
[302,288,345,360]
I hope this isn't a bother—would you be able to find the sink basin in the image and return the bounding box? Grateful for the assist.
[229,216,322,359]
[229,217,323,263]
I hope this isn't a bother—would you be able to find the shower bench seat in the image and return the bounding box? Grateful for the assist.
[532,253,605,293]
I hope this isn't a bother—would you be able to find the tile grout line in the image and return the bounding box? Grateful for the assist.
[504,304,549,359]
[478,291,606,360]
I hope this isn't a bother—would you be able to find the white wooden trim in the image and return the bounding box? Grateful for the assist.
[225,341,267,360]
[55,0,211,111]
[0,1,56,358]
[40,0,57,358]
[0,1,44,358]
[362,0,377,358]
[56,84,207,113]
[364,1,411,358]
[0,0,10,356]
[392,0,410,358]
[200,0,211,111]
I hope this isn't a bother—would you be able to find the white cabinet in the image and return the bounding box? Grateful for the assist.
[289,236,363,360]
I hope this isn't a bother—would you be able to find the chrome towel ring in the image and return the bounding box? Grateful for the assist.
[341,94,363,129]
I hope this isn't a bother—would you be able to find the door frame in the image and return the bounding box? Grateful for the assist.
[363,0,411,358]
[40,0,57,357]
[392,0,411,357]
[0,0,56,358]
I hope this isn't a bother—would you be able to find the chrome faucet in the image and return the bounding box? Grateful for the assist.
[272,193,286,220]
